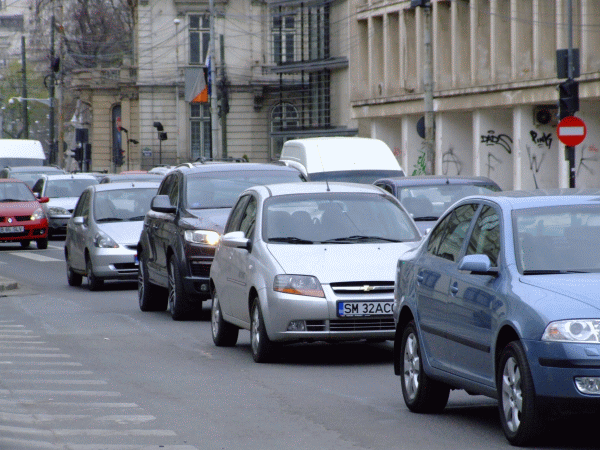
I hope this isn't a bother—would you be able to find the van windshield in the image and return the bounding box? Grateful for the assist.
[0,158,44,167]
[308,170,405,184]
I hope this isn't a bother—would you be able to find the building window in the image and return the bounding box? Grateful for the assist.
[272,13,296,64]
[190,14,210,65]
[309,71,330,128]
[190,103,211,160]
[270,103,299,160]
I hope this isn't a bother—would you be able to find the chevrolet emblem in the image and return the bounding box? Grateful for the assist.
[361,285,374,292]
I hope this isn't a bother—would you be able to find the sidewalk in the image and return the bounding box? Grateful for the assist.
[0,276,18,292]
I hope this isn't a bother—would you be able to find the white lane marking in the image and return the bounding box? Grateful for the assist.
[48,244,64,250]
[0,389,121,397]
[0,369,94,375]
[34,402,139,408]
[55,429,177,437]
[94,415,156,424]
[0,346,60,350]
[0,441,199,450]
[0,341,46,344]
[0,412,89,423]
[0,353,70,358]
[4,379,107,385]
[0,324,25,328]
[0,329,35,333]
[0,335,42,339]
[8,252,62,262]
[0,361,82,366]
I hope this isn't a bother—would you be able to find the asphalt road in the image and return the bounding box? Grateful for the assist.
[0,240,598,450]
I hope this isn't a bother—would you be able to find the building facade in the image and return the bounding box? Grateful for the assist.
[351,0,600,190]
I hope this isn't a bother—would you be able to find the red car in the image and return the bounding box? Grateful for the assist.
[0,178,49,249]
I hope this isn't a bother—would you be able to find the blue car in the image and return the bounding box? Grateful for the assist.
[393,189,600,446]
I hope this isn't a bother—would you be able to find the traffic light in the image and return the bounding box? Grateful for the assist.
[114,149,125,166]
[73,147,83,162]
[558,79,579,119]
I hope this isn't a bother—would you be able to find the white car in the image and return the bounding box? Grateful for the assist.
[209,182,422,362]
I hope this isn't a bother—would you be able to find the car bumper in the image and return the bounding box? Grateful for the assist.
[0,220,48,242]
[48,215,71,235]
[525,339,600,406]
[261,286,395,343]
[89,247,139,280]
[181,244,215,300]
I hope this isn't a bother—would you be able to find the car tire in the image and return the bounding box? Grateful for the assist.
[138,254,167,312]
[250,299,278,363]
[211,289,239,347]
[400,321,450,413]
[168,258,190,320]
[66,257,83,287]
[20,240,31,248]
[36,238,48,250]
[86,256,104,291]
[497,341,542,446]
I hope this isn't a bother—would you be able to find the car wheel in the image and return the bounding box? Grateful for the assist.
[36,238,48,250]
[138,254,167,312]
[66,257,83,287]
[400,321,450,413]
[497,341,542,446]
[86,256,104,291]
[250,299,277,363]
[211,289,239,347]
[168,258,190,320]
[20,240,31,248]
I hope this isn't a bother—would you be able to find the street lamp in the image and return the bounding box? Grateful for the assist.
[9,96,53,108]
[153,122,167,165]
[119,127,139,171]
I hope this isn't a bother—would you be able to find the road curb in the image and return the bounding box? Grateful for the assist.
[0,276,18,292]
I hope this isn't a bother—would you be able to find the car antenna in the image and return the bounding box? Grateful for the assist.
[317,145,330,192]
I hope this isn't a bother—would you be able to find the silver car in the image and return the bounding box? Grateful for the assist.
[209,182,422,362]
[65,181,160,290]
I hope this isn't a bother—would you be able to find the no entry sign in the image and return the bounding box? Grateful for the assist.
[557,116,587,147]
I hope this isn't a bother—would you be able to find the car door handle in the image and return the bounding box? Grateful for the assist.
[450,283,459,296]
[416,274,424,284]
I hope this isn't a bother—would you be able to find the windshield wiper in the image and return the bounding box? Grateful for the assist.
[413,216,439,221]
[321,235,402,243]
[523,269,589,275]
[96,217,124,222]
[126,216,146,221]
[269,236,314,244]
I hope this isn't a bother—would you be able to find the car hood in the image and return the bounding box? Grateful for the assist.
[267,241,420,283]
[521,275,600,314]
[98,221,144,245]
[0,201,40,216]
[184,208,231,234]
[47,197,79,210]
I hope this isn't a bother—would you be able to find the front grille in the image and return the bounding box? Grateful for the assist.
[329,281,394,295]
[0,231,28,238]
[15,216,31,222]
[190,257,212,278]
[125,245,137,251]
[306,320,326,331]
[329,317,395,332]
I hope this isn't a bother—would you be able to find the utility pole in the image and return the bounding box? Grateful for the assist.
[209,0,219,159]
[220,35,227,158]
[21,36,28,139]
[48,14,56,165]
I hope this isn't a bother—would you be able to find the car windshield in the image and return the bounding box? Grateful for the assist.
[185,170,304,209]
[309,170,405,184]
[46,179,97,198]
[93,188,157,222]
[0,182,36,202]
[264,192,421,244]
[399,184,500,220]
[514,205,600,274]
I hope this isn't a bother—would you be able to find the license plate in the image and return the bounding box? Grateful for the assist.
[0,226,24,233]
[337,301,393,317]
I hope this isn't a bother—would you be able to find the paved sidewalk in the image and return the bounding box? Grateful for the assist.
[0,276,18,292]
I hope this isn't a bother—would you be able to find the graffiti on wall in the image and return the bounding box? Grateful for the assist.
[530,130,552,150]
[577,144,599,176]
[481,130,513,154]
[486,153,502,178]
[442,147,462,175]
[412,147,427,175]
[525,129,553,189]
[526,145,546,189]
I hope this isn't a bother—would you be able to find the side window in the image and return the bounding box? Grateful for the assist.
[157,175,172,196]
[32,179,44,196]
[239,197,258,238]
[466,205,500,266]
[225,195,250,233]
[428,204,478,262]
[167,176,180,207]
[73,191,89,217]
[427,212,454,255]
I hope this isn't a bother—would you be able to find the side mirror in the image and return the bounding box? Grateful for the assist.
[151,195,176,214]
[221,231,251,251]
[73,216,85,225]
[38,196,50,204]
[458,254,498,276]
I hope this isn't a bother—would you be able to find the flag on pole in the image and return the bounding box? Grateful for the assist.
[185,55,210,103]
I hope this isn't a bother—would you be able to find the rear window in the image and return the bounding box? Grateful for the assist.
[308,170,405,184]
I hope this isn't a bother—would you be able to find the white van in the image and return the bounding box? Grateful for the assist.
[279,137,404,183]
[0,139,46,168]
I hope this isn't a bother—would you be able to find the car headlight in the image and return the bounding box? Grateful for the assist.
[273,275,325,298]
[30,207,46,221]
[94,231,119,248]
[184,230,220,245]
[48,206,70,216]
[542,320,600,343]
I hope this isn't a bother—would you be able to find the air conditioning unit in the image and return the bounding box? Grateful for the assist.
[533,105,559,127]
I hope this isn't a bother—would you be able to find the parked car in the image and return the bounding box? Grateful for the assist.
[0,165,65,188]
[32,173,99,237]
[374,175,501,234]
[0,178,49,249]
[279,137,405,183]
[393,189,600,446]
[99,173,164,184]
[64,181,160,290]
[210,182,422,362]
[137,163,306,320]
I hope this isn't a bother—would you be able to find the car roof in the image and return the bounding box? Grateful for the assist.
[457,188,600,210]
[175,162,301,175]
[3,166,63,173]
[251,181,389,197]
[375,175,500,187]
[0,178,28,184]
[38,173,98,181]
[89,181,161,192]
